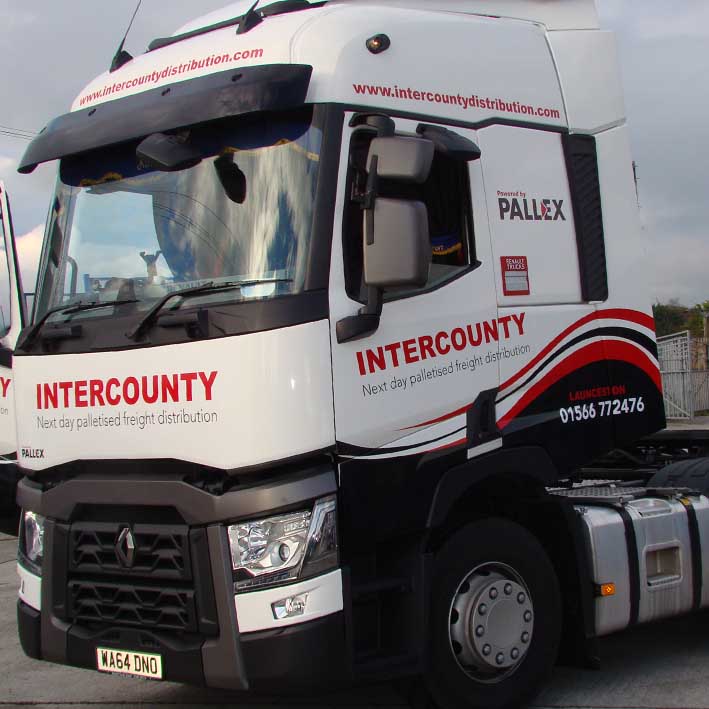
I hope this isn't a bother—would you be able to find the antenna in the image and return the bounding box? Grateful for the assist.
[110,0,143,73]
[632,160,640,205]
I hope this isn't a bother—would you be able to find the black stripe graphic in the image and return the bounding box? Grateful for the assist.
[497,327,657,405]
[338,426,466,458]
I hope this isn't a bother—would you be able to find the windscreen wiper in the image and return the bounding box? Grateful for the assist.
[17,299,140,350]
[234,277,292,289]
[125,278,293,341]
[126,282,218,340]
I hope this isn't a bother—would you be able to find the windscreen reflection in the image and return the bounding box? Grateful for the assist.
[35,108,322,318]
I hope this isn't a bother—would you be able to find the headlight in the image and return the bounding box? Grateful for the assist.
[19,511,45,574]
[228,495,338,592]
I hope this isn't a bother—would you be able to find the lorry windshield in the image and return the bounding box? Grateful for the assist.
[34,108,323,320]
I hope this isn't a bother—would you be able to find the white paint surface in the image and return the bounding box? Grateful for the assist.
[235,570,343,633]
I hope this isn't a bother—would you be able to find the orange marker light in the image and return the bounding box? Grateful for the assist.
[366,34,391,54]
[600,583,616,597]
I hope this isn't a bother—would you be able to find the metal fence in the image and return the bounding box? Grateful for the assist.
[694,336,709,413]
[657,332,709,419]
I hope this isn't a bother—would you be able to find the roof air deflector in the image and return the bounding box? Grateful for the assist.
[18,64,313,174]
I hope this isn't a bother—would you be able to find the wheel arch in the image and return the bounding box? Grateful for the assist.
[427,446,558,531]
[426,445,600,670]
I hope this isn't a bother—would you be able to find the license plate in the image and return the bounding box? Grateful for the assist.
[96,647,163,680]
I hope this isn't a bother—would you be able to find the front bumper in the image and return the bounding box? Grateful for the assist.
[16,462,349,690]
[18,597,348,690]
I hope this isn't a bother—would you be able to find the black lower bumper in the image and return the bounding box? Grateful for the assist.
[241,612,350,691]
[17,600,41,660]
[16,462,345,691]
[18,598,348,690]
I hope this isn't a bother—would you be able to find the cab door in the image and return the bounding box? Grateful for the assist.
[329,115,508,460]
[0,182,26,463]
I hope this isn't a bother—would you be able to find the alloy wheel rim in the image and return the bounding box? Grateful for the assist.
[448,562,534,683]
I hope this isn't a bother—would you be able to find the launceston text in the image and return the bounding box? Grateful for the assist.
[35,371,218,410]
[356,314,526,376]
[569,384,627,402]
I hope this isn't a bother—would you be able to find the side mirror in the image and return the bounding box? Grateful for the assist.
[335,135,434,344]
[137,133,202,172]
[367,136,434,183]
[364,199,429,288]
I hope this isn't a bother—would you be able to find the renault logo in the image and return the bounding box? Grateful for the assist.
[116,528,136,568]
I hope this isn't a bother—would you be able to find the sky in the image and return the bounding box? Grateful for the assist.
[0,0,707,306]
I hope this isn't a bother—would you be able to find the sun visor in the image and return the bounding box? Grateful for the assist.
[18,64,313,174]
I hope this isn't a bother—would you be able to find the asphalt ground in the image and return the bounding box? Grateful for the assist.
[3,532,709,709]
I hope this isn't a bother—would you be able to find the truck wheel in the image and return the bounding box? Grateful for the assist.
[423,518,561,709]
[647,458,709,495]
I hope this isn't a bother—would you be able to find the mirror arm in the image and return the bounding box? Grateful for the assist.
[336,157,384,343]
[349,113,396,137]
[335,298,381,344]
[361,284,382,317]
[363,156,379,212]
[336,242,384,343]
[415,123,481,162]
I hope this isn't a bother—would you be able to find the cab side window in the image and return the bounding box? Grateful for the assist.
[343,128,475,302]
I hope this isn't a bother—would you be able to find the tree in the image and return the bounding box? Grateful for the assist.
[687,307,705,338]
[652,300,709,338]
[693,301,709,338]
[653,301,690,337]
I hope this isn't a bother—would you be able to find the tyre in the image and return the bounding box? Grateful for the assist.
[647,458,709,495]
[423,518,561,709]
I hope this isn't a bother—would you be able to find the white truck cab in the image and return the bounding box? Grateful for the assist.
[13,3,706,708]
[0,182,25,529]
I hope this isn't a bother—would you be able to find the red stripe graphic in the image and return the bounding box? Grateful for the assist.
[499,308,655,393]
[497,340,662,431]
[402,309,654,432]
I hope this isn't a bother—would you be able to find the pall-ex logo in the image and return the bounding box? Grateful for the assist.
[21,447,45,459]
[498,196,566,222]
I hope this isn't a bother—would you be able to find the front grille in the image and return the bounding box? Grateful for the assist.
[69,523,191,581]
[65,519,216,636]
[68,579,198,632]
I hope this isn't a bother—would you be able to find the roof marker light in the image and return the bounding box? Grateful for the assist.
[366,34,391,55]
